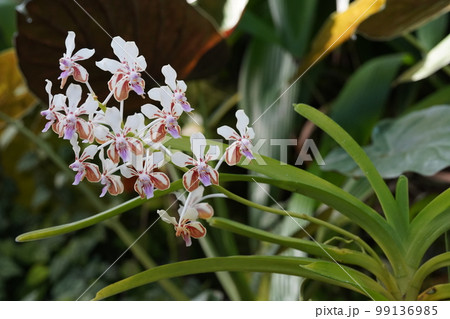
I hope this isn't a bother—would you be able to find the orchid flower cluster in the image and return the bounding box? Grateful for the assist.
[40,31,257,246]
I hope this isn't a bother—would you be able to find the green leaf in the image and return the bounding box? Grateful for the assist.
[268,0,317,57]
[418,283,450,301]
[209,217,386,280]
[93,256,392,300]
[417,14,448,51]
[407,188,450,268]
[323,105,450,178]
[293,104,404,242]
[328,54,405,145]
[397,34,450,83]
[409,252,450,299]
[408,86,450,112]
[358,0,450,40]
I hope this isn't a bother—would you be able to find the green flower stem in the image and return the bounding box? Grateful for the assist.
[104,219,189,301]
[407,252,450,300]
[212,184,381,264]
[15,180,182,242]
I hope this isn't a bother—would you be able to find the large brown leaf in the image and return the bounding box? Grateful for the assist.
[15,0,226,111]
[358,0,450,40]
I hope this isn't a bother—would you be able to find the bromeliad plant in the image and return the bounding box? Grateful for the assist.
[17,31,450,301]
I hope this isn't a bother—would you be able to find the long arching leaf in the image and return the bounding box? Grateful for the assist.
[93,256,392,300]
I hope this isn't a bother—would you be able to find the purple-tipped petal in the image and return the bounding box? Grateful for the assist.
[100,184,108,197]
[167,125,181,138]
[199,172,211,187]
[42,121,52,133]
[73,170,84,185]
[241,146,254,159]
[132,83,144,95]
[58,70,71,80]
[182,233,192,247]
[64,125,76,140]
[142,182,154,199]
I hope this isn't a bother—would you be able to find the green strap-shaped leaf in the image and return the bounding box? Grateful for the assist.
[418,283,450,301]
[93,256,392,301]
[408,252,450,300]
[407,188,450,268]
[210,217,387,280]
[294,104,405,242]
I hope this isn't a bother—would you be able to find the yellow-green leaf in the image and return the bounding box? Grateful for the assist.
[296,0,385,76]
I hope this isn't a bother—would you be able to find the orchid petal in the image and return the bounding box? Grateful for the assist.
[82,144,98,160]
[65,31,76,57]
[162,64,177,90]
[246,127,255,139]
[182,233,192,247]
[206,145,220,161]
[96,58,123,73]
[72,48,95,61]
[151,152,165,168]
[224,143,241,166]
[147,88,162,101]
[207,167,219,185]
[120,165,135,178]
[188,186,204,206]
[171,152,194,167]
[85,163,101,183]
[177,80,187,92]
[172,103,183,117]
[125,113,144,132]
[160,86,173,110]
[45,80,53,104]
[72,64,89,83]
[94,125,109,143]
[190,132,207,160]
[157,210,177,225]
[80,95,98,115]
[141,103,162,119]
[236,109,250,137]
[183,168,200,192]
[150,172,171,190]
[217,125,239,140]
[195,203,214,219]
[183,207,199,221]
[70,137,81,158]
[135,56,147,71]
[104,107,122,134]
[66,84,82,111]
[149,121,167,143]
[187,222,207,239]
